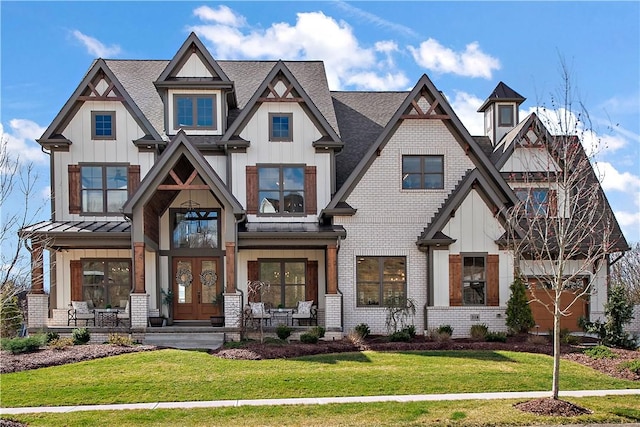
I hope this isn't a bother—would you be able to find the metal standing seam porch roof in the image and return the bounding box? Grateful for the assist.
[20,221,131,248]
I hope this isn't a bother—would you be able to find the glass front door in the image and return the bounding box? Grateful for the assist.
[173,257,222,320]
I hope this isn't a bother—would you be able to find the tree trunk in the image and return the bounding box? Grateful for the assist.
[551,289,561,399]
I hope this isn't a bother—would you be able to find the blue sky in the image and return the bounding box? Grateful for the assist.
[1,1,639,245]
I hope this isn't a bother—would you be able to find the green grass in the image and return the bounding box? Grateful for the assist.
[1,349,638,408]
[4,396,640,426]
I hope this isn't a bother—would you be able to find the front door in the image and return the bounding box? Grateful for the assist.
[173,257,222,320]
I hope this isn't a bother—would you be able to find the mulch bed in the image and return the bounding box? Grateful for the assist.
[514,398,593,416]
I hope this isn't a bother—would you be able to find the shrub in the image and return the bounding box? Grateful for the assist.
[584,345,617,359]
[300,332,318,344]
[505,277,535,334]
[0,335,45,354]
[404,325,416,339]
[276,324,292,341]
[108,333,134,346]
[389,330,411,342]
[485,331,507,342]
[0,295,23,338]
[46,331,60,344]
[619,359,640,374]
[72,327,91,345]
[470,323,488,341]
[354,323,370,339]
[437,324,453,336]
[309,326,325,339]
[581,283,637,349]
[48,337,74,350]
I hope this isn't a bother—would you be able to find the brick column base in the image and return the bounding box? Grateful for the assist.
[27,294,49,329]
[130,294,149,330]
[224,293,243,342]
[324,293,342,330]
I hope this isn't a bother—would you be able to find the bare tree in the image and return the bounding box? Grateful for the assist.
[611,242,640,304]
[0,137,49,333]
[502,61,627,400]
[245,279,271,343]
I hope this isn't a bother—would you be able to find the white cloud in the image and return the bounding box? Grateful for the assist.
[594,161,640,193]
[0,120,48,167]
[344,71,410,91]
[615,210,640,243]
[408,39,500,79]
[193,5,246,27]
[71,30,121,58]
[448,90,484,135]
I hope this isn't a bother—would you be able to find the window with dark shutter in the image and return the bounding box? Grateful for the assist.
[449,254,462,306]
[68,165,81,214]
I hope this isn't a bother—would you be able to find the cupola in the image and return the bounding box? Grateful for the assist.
[477,82,525,145]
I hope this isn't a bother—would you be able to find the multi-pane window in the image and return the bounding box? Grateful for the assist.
[171,209,220,249]
[515,188,551,216]
[92,111,115,139]
[498,105,514,127]
[356,256,406,307]
[269,113,292,141]
[462,255,486,305]
[174,95,216,129]
[259,260,306,308]
[81,165,128,214]
[402,155,444,189]
[258,165,304,214]
[82,260,131,309]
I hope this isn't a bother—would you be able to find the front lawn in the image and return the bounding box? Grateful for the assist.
[1,349,638,408]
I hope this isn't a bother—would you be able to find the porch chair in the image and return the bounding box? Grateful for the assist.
[116,300,130,326]
[245,302,272,327]
[68,301,95,326]
[292,300,317,326]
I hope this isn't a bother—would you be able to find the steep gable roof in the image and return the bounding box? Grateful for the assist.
[326,73,517,211]
[123,130,243,217]
[478,81,526,112]
[155,32,231,84]
[221,60,341,147]
[417,169,518,247]
[37,59,162,149]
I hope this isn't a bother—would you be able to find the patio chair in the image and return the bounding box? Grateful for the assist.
[68,301,95,326]
[117,301,130,326]
[245,302,272,326]
[292,300,317,326]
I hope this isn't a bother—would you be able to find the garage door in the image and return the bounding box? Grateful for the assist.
[526,278,589,332]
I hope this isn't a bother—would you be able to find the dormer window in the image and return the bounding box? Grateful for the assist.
[174,95,217,130]
[269,113,292,141]
[498,105,514,127]
[92,111,115,140]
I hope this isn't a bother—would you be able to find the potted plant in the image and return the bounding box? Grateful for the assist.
[149,315,164,327]
[210,292,224,327]
[161,288,174,326]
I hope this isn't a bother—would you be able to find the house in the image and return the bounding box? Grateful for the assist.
[22,33,627,339]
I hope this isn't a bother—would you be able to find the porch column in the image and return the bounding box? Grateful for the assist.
[225,242,236,292]
[133,242,146,293]
[30,241,44,294]
[327,244,338,294]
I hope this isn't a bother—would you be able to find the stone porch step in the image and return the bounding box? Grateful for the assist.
[143,331,225,350]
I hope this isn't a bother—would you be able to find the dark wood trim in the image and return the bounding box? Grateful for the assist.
[68,165,81,214]
[449,254,462,306]
[487,254,499,306]
[70,260,83,301]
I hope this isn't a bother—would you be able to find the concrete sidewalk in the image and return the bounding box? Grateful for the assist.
[2,389,639,415]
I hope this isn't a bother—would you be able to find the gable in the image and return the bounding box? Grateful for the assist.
[501,145,561,173]
[175,52,214,78]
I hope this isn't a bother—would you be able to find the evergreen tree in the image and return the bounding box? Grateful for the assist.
[505,277,535,334]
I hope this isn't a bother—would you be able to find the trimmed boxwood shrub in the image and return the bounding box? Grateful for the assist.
[354,323,370,339]
[300,332,319,344]
[276,325,292,341]
[485,331,507,342]
[0,335,45,354]
[72,327,91,345]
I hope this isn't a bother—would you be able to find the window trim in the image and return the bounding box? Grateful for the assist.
[257,164,306,216]
[169,208,222,251]
[173,94,217,130]
[258,258,307,309]
[81,258,132,309]
[461,253,487,306]
[269,113,293,142]
[79,163,129,215]
[91,111,116,140]
[356,256,407,307]
[498,104,514,127]
[402,155,444,190]
[514,187,552,217]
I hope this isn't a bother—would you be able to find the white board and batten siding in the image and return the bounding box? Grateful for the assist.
[335,119,476,334]
[436,189,513,306]
[501,146,560,173]
[175,53,214,78]
[54,100,155,221]
[232,102,332,222]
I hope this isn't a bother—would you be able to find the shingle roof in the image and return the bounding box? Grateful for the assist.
[331,91,407,189]
[478,81,526,112]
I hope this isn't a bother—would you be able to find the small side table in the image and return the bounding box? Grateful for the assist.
[96,309,120,327]
[270,309,292,326]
